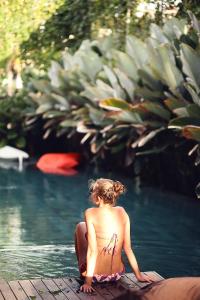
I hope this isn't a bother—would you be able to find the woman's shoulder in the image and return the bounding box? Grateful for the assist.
[115,206,126,212]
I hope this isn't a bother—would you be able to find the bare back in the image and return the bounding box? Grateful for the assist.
[85,206,126,275]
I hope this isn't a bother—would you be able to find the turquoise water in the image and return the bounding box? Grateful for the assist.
[0,166,200,280]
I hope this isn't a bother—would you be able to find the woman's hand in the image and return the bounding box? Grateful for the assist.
[80,283,95,293]
[136,272,154,283]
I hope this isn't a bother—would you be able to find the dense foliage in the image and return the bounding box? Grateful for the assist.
[25,12,200,197]
[0,0,64,67]
[1,0,200,69]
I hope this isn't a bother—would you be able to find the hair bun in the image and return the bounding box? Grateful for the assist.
[113,180,126,196]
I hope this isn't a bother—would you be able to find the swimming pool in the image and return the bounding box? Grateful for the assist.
[0,166,199,280]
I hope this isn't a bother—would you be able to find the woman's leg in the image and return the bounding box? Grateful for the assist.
[74,222,88,275]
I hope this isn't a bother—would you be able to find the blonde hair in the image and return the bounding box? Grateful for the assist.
[88,178,126,205]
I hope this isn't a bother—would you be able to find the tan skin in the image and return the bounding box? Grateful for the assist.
[79,194,155,293]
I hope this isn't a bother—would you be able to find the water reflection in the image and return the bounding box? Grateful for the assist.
[0,167,200,280]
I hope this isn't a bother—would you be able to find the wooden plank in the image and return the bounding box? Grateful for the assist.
[42,279,68,300]
[126,271,164,289]
[107,281,129,298]
[0,290,5,300]
[91,283,115,300]
[9,281,28,300]
[0,279,17,300]
[31,279,56,300]
[94,281,127,299]
[53,278,79,300]
[144,271,164,280]
[117,275,140,291]
[63,277,103,300]
[19,280,43,300]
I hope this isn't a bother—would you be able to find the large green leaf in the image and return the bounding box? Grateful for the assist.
[60,120,78,127]
[126,36,148,68]
[164,98,186,111]
[81,50,102,81]
[50,93,70,109]
[141,102,171,121]
[150,23,169,43]
[163,17,188,40]
[48,61,62,87]
[103,66,126,99]
[157,44,184,92]
[99,98,131,111]
[115,50,138,81]
[184,83,200,106]
[169,117,200,128]
[188,11,200,38]
[114,68,135,100]
[36,103,53,114]
[105,110,142,123]
[138,69,163,91]
[173,104,200,119]
[180,44,200,92]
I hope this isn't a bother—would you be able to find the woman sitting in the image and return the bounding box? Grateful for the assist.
[75,178,153,293]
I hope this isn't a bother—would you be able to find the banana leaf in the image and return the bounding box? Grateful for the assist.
[150,23,169,43]
[36,103,53,114]
[31,79,52,93]
[140,102,171,121]
[164,98,186,111]
[135,86,165,101]
[169,117,200,128]
[103,66,126,99]
[180,44,200,92]
[88,106,109,126]
[163,17,188,40]
[188,11,200,38]
[158,44,184,92]
[184,83,200,106]
[114,68,135,100]
[126,36,148,68]
[81,51,102,81]
[138,69,163,91]
[105,110,143,124]
[48,61,62,87]
[100,98,131,111]
[60,120,79,127]
[115,50,138,81]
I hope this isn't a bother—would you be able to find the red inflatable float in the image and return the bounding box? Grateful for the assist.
[36,153,80,175]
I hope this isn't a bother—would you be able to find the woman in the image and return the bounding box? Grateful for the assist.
[75,178,154,293]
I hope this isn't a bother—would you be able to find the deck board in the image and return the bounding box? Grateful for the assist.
[31,279,56,300]
[0,271,164,300]
[19,279,43,300]
[0,291,4,300]
[42,278,67,300]
[53,278,78,300]
[8,280,28,300]
[0,279,17,300]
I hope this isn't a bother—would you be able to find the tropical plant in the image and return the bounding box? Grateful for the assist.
[26,12,200,197]
[0,90,36,148]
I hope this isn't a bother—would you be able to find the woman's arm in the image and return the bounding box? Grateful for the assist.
[123,210,153,283]
[80,209,98,292]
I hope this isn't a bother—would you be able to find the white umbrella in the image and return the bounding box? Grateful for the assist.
[0,146,29,171]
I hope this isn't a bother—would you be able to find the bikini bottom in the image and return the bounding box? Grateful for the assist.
[79,262,125,283]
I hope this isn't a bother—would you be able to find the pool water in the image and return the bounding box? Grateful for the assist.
[0,166,199,280]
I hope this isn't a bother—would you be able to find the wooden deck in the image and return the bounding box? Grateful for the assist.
[0,271,164,300]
